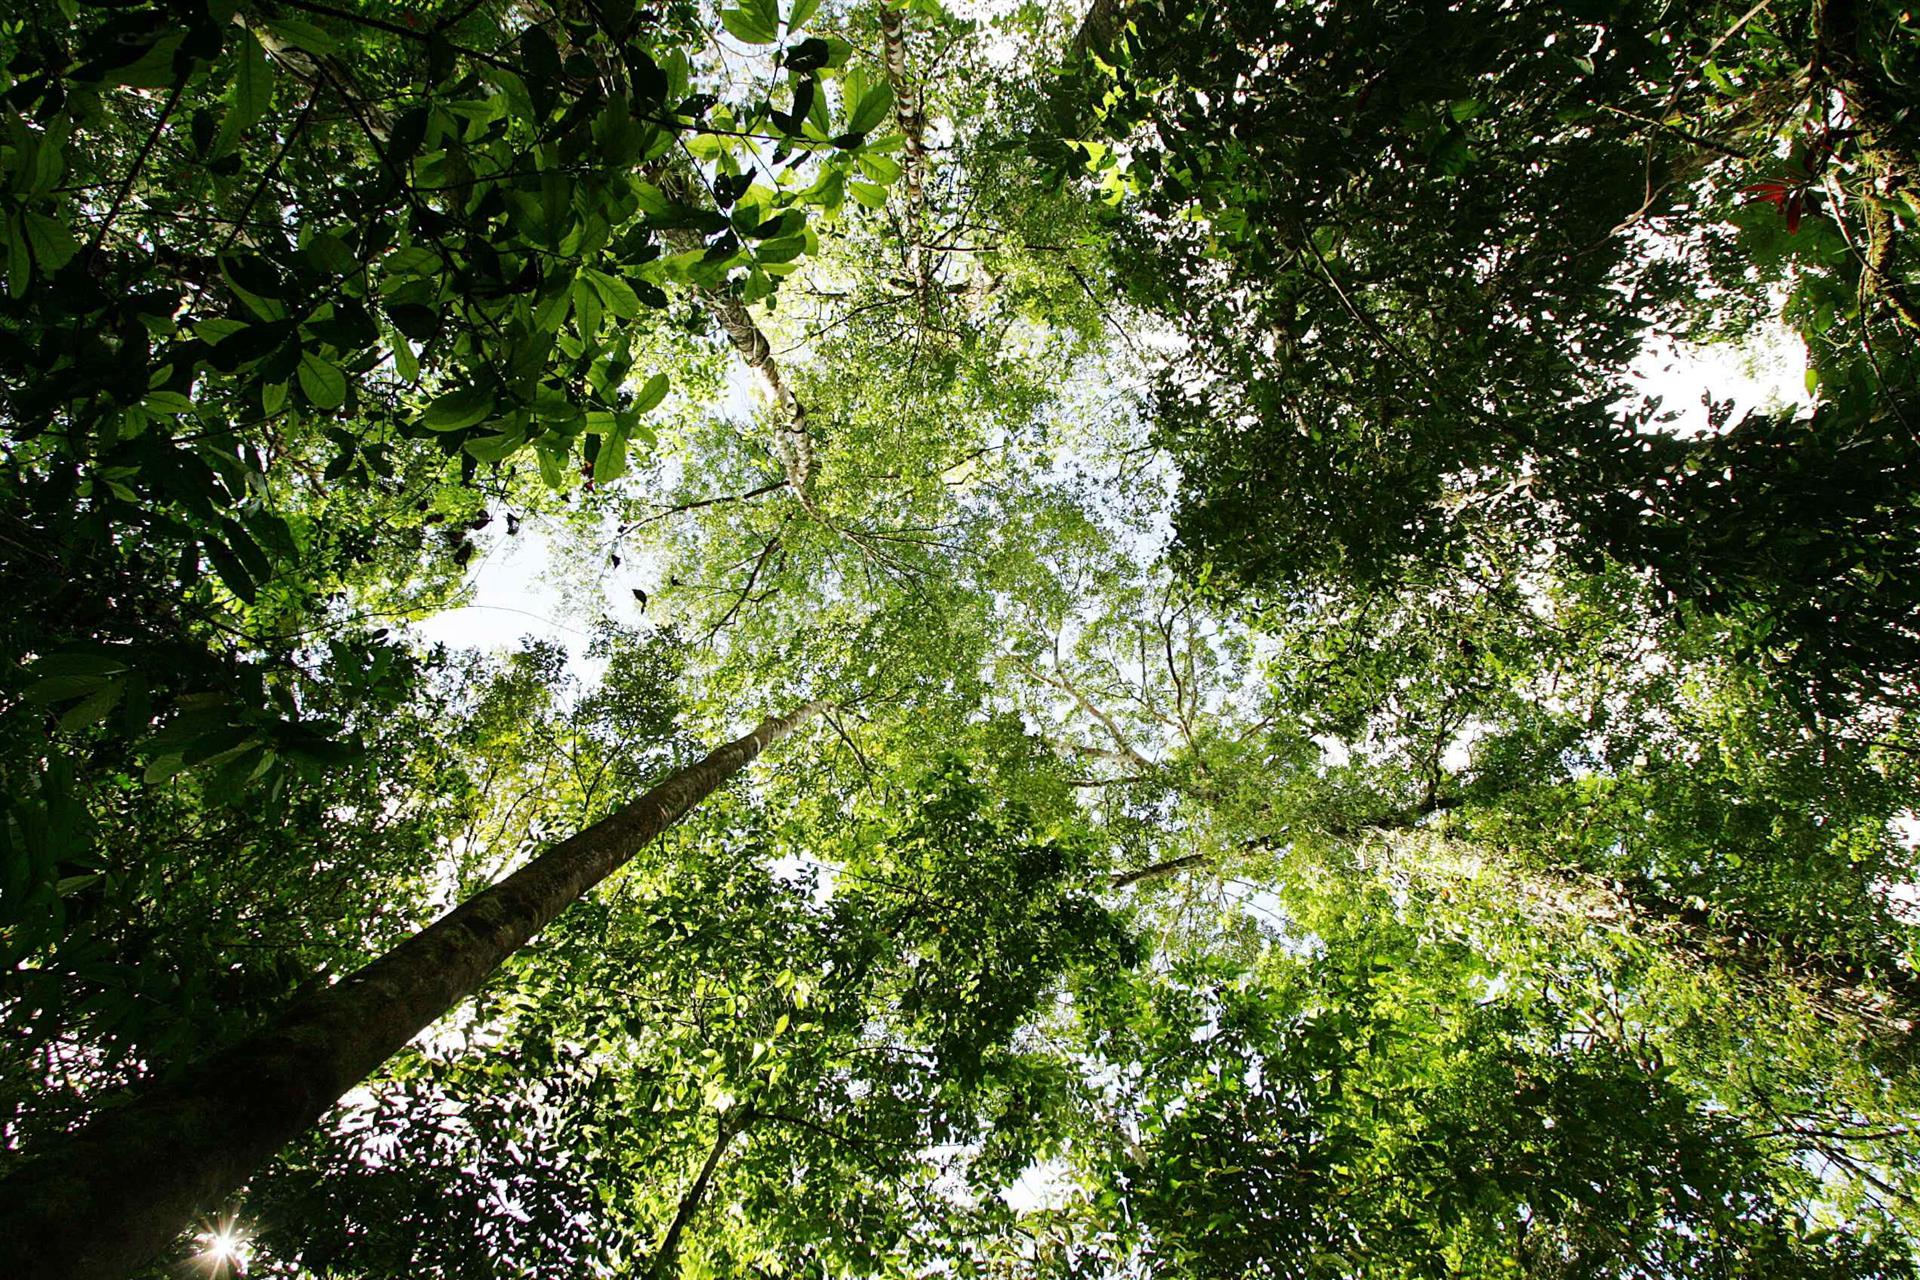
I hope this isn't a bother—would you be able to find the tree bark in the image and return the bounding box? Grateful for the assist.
[646,1106,752,1279]
[1812,0,1920,332]
[1110,851,1210,888]
[0,702,824,1280]
[877,6,930,299]
[650,168,819,504]
[1813,0,1919,184]
[1070,0,1126,60]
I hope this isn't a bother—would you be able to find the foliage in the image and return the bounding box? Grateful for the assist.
[4,0,1920,1277]
[1059,0,1920,705]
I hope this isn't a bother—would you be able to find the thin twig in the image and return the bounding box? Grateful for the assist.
[86,79,185,260]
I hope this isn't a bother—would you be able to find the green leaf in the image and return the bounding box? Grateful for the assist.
[424,386,496,431]
[804,168,845,211]
[585,268,643,319]
[632,372,670,414]
[204,538,257,604]
[261,16,338,55]
[756,235,808,263]
[143,390,196,415]
[183,725,262,769]
[381,246,443,278]
[220,255,287,321]
[593,422,629,482]
[21,212,78,271]
[531,386,583,424]
[6,215,31,299]
[303,230,357,276]
[220,517,273,585]
[845,79,894,136]
[143,753,188,785]
[573,277,605,338]
[788,0,822,31]
[849,181,890,210]
[389,328,420,382]
[535,278,573,334]
[29,653,132,679]
[25,126,66,194]
[58,685,124,733]
[25,674,112,703]
[720,5,778,43]
[535,439,566,488]
[213,31,273,156]
[745,0,780,36]
[463,431,525,464]
[856,152,902,184]
[297,352,347,409]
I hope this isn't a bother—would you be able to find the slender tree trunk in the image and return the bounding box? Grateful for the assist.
[877,6,930,299]
[1111,851,1210,888]
[0,702,824,1280]
[646,1106,752,1279]
[649,167,819,504]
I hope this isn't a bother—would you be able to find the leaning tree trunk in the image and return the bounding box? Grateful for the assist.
[0,702,824,1280]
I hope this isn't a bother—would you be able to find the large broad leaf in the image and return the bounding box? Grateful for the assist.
[844,77,894,137]
[203,538,257,604]
[423,386,496,431]
[720,3,777,44]
[297,353,347,409]
[632,372,670,414]
[21,212,78,271]
[213,31,272,157]
[463,431,526,464]
[593,421,629,483]
[584,269,643,319]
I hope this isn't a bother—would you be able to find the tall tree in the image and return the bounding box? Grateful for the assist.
[7,0,1920,1274]
[0,701,820,1280]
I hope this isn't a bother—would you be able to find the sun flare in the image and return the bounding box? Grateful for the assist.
[193,1219,251,1277]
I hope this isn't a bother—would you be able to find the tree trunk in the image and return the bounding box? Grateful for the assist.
[0,702,824,1280]
[1070,0,1126,59]
[650,167,819,504]
[646,1106,752,1279]
[1111,852,1210,888]
[877,6,930,299]
[1813,0,1920,184]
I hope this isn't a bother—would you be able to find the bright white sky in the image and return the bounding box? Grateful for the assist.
[1627,317,1811,436]
[407,515,594,657]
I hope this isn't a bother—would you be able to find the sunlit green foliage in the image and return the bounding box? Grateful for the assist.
[4,0,1920,1276]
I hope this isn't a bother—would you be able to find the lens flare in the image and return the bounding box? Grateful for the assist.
[193,1216,251,1276]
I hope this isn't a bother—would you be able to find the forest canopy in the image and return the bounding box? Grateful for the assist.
[2,0,1920,1276]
